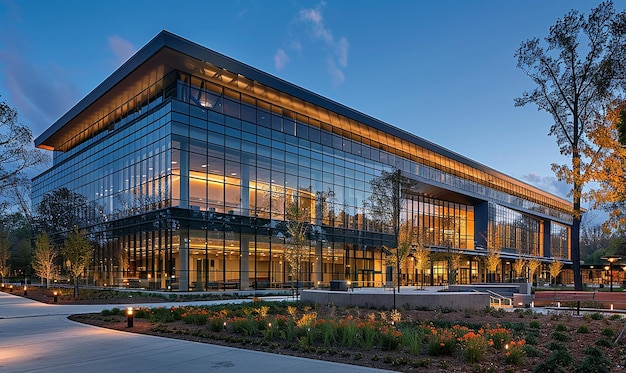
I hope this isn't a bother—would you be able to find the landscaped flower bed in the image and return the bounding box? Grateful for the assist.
[72,302,626,372]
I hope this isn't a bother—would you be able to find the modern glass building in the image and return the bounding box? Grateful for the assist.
[33,31,574,291]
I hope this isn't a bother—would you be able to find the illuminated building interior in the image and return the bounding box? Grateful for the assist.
[33,31,575,291]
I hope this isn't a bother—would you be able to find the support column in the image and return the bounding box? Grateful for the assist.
[241,158,250,216]
[240,234,250,289]
[543,220,552,258]
[313,241,322,286]
[179,232,189,291]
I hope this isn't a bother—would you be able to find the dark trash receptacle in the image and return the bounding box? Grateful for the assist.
[330,280,348,291]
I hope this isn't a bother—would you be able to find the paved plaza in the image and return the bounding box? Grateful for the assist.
[0,291,394,372]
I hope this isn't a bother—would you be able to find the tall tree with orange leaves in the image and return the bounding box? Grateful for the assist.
[515,1,626,290]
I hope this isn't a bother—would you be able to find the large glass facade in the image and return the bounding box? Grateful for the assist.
[32,34,576,291]
[550,222,570,260]
[488,203,542,256]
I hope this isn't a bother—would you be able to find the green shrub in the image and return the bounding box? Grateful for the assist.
[400,327,422,355]
[576,347,612,373]
[230,317,258,336]
[595,338,613,348]
[134,308,149,318]
[590,312,604,320]
[411,358,430,368]
[504,340,525,365]
[148,307,177,323]
[181,309,209,325]
[357,323,377,350]
[600,328,614,337]
[210,317,226,332]
[546,341,567,351]
[316,320,337,347]
[608,314,622,321]
[529,320,541,329]
[524,333,538,345]
[379,329,401,351]
[555,323,567,332]
[533,350,574,372]
[523,344,542,357]
[577,325,590,333]
[551,331,571,342]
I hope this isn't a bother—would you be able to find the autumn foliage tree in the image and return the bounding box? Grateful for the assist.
[32,232,57,288]
[514,256,527,280]
[61,227,92,298]
[385,222,415,291]
[485,248,500,283]
[589,101,626,230]
[413,243,430,288]
[515,2,626,290]
[549,259,564,286]
[527,258,542,286]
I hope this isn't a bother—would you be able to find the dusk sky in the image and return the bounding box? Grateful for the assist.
[0,0,616,221]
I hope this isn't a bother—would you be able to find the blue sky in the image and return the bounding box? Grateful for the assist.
[0,0,615,220]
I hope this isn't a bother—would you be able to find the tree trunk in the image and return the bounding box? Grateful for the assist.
[571,217,583,290]
[397,263,401,293]
[73,276,79,299]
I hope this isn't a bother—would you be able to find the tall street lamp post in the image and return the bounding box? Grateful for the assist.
[601,256,622,292]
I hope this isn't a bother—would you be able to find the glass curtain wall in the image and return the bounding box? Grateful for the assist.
[36,68,565,291]
[488,203,542,256]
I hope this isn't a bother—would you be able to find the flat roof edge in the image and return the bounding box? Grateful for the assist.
[34,31,176,147]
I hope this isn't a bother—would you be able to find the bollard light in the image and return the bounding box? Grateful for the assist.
[127,307,134,328]
[9,285,13,292]
[53,291,58,303]
[557,302,560,308]
[531,301,534,308]
[23,286,27,296]
[611,304,614,311]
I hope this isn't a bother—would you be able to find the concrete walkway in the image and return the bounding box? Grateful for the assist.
[0,291,394,372]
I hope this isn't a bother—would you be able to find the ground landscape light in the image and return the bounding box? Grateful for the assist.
[127,307,134,328]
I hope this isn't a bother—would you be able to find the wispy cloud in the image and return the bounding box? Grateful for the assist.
[274,49,290,71]
[108,35,137,68]
[275,2,349,85]
[521,173,570,199]
[297,3,350,85]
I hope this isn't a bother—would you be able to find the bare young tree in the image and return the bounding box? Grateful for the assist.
[366,168,418,292]
[32,232,57,288]
[515,1,626,290]
[0,96,49,213]
[284,194,310,296]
